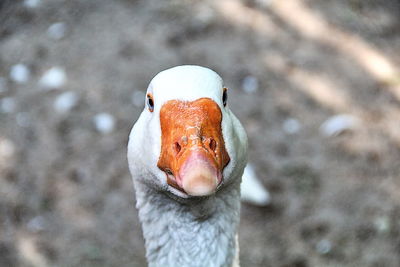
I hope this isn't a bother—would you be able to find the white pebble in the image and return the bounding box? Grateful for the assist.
[283,118,301,134]
[47,22,67,40]
[27,216,46,232]
[242,75,259,93]
[195,6,215,25]
[0,97,16,113]
[93,113,115,134]
[374,216,390,234]
[320,114,358,137]
[316,239,332,254]
[131,90,145,108]
[23,0,41,8]
[10,64,30,84]
[39,67,66,90]
[0,138,15,159]
[0,77,7,93]
[16,112,31,127]
[54,91,79,113]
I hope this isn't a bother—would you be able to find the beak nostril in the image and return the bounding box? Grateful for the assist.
[174,142,182,154]
[181,136,188,145]
[165,168,173,175]
[209,139,217,152]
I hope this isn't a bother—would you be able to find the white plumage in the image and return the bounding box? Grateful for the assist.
[241,164,270,206]
[128,65,269,267]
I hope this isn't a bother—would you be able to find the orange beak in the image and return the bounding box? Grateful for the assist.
[157,98,230,196]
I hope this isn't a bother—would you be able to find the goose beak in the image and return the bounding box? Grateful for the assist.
[178,150,222,196]
[157,98,230,196]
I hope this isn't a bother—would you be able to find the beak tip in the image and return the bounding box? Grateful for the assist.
[181,173,218,197]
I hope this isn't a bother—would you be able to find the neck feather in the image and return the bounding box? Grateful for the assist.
[134,181,241,267]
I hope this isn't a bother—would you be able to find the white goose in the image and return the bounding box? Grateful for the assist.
[128,65,266,267]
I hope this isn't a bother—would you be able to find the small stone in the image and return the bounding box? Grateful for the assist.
[27,216,46,232]
[316,239,332,254]
[47,22,67,40]
[23,0,41,8]
[283,118,301,134]
[195,6,215,25]
[320,114,358,137]
[54,91,79,113]
[16,112,31,127]
[374,216,390,234]
[39,67,66,90]
[0,97,16,113]
[93,113,115,134]
[242,75,259,93]
[0,138,15,159]
[10,64,30,84]
[131,90,145,108]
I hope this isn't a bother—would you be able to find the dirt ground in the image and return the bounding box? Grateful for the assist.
[1,0,400,266]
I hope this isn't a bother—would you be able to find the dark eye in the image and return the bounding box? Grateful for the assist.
[147,93,154,112]
[222,88,228,107]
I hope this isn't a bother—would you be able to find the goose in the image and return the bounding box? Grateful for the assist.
[127,65,266,267]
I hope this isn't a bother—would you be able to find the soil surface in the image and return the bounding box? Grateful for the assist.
[1,0,400,266]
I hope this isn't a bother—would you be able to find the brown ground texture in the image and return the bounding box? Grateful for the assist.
[1,0,400,266]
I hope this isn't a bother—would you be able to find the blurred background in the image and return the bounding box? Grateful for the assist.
[1,0,400,266]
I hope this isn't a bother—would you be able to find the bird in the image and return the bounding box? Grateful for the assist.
[127,65,267,267]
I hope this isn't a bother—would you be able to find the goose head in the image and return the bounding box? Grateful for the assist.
[128,65,248,199]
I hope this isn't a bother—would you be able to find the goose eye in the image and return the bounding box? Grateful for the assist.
[222,88,228,107]
[147,93,154,112]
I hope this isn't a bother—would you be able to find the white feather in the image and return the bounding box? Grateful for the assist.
[241,164,270,206]
[149,65,223,110]
[128,65,250,267]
